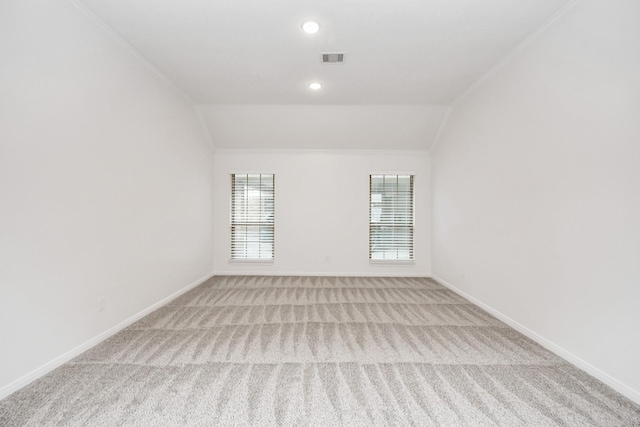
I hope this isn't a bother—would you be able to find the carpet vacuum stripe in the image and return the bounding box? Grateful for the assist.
[1,276,638,426]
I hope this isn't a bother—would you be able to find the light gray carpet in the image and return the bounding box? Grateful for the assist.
[1,276,639,426]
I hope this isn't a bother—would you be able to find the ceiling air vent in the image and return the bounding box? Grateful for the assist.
[322,53,345,64]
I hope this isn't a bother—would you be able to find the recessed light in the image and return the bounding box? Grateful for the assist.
[309,82,322,90]
[302,21,320,34]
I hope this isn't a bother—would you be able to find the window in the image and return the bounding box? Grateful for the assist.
[369,174,414,261]
[231,173,274,260]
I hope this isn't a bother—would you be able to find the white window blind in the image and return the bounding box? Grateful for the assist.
[231,174,274,260]
[369,174,414,261]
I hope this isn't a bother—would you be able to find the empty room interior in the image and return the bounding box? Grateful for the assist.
[1,0,639,425]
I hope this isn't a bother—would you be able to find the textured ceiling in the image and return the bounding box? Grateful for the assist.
[77,0,571,105]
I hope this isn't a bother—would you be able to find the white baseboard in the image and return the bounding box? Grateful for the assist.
[213,271,431,278]
[0,271,215,401]
[432,274,640,405]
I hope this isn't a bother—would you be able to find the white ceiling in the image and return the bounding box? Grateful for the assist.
[77,0,571,105]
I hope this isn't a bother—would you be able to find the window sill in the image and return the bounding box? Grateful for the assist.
[229,258,274,264]
[369,259,415,266]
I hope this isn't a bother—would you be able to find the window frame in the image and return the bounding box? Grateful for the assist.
[229,172,275,263]
[369,173,415,264]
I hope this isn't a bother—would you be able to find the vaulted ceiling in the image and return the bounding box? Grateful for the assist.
[77,0,571,105]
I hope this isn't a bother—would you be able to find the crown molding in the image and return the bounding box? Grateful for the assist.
[66,0,194,105]
[452,0,584,108]
[212,148,431,156]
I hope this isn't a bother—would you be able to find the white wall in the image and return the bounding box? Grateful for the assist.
[432,0,640,402]
[0,0,214,396]
[198,105,450,150]
[214,150,431,276]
